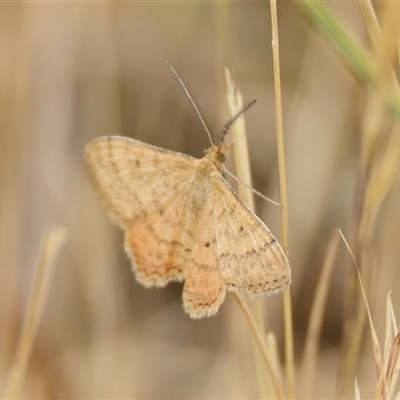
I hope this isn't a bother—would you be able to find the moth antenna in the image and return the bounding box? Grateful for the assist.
[223,168,281,207]
[218,100,256,146]
[164,59,214,146]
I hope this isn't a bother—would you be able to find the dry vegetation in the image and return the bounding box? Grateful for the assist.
[1,1,400,399]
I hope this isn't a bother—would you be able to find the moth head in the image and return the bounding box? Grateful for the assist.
[205,144,227,167]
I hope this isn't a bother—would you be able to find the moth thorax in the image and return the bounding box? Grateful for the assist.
[206,145,227,168]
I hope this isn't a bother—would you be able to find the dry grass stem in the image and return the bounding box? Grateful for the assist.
[270,0,294,397]
[233,292,284,399]
[384,294,400,398]
[386,333,400,397]
[339,2,400,394]
[384,293,396,362]
[3,226,68,399]
[225,68,270,398]
[224,68,255,210]
[355,377,361,400]
[339,229,385,399]
[301,231,340,399]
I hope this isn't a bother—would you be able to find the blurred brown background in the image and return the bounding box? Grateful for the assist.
[1,2,398,398]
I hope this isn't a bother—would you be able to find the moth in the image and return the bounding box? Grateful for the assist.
[85,70,290,318]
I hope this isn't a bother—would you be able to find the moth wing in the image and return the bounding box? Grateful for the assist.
[182,188,226,318]
[124,189,198,287]
[210,174,291,296]
[84,136,196,227]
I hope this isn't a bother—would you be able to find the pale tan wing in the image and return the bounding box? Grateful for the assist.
[124,188,197,287]
[210,173,290,296]
[182,195,226,319]
[84,136,196,227]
